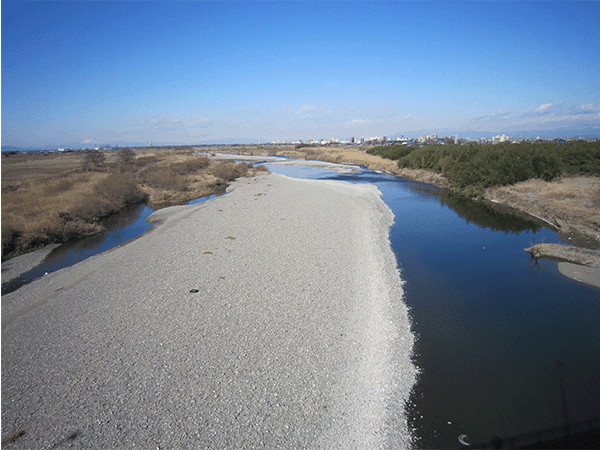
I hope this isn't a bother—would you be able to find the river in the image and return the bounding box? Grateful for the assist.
[262,161,600,448]
[3,160,599,448]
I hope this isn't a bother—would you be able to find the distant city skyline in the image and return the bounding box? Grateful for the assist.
[2,2,599,149]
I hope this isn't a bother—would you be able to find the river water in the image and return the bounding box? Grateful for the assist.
[3,161,599,448]
[262,162,600,448]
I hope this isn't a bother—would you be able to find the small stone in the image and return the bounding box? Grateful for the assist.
[190,289,200,293]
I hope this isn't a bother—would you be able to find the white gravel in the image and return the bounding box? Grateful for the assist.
[1,173,416,449]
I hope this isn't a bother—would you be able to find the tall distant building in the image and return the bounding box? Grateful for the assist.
[430,133,438,140]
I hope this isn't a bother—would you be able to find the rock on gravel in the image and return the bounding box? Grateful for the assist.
[2,173,416,449]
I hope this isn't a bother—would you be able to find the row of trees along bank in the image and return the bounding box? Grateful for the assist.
[367,140,600,194]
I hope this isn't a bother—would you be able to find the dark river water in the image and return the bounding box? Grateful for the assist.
[3,161,599,448]
[263,163,600,448]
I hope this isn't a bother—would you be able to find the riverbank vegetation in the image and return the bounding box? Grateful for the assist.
[2,148,265,260]
[367,140,600,193]
[272,142,599,246]
[365,140,600,245]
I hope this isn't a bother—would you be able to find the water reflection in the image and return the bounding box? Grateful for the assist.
[265,161,600,449]
[439,192,542,234]
[2,193,224,296]
[317,166,544,235]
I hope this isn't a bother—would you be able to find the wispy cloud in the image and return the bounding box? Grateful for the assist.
[344,119,373,127]
[466,102,599,132]
[147,114,213,131]
[536,103,554,113]
[521,102,563,118]
[565,102,600,115]
[473,110,511,121]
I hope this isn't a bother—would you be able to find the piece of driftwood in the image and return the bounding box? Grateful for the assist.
[524,243,600,267]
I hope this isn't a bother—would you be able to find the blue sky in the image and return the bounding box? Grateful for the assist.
[2,1,599,147]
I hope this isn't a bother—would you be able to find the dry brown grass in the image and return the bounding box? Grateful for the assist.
[3,171,109,258]
[486,176,600,244]
[1,149,256,259]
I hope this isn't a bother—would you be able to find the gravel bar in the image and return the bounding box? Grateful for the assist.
[2,173,416,449]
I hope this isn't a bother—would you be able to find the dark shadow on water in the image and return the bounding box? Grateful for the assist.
[462,418,600,449]
[319,168,545,235]
[438,192,543,234]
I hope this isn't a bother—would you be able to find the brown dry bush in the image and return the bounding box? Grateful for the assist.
[2,224,22,258]
[254,164,270,173]
[171,156,210,174]
[210,161,251,181]
[81,149,107,171]
[2,172,148,260]
[45,176,77,194]
[137,166,187,191]
[133,155,160,169]
[95,173,147,206]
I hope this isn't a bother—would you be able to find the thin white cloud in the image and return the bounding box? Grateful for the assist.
[473,110,511,121]
[566,102,600,115]
[345,119,373,127]
[462,101,599,133]
[535,103,553,113]
[147,114,213,132]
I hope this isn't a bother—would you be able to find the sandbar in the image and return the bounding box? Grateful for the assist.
[1,173,416,449]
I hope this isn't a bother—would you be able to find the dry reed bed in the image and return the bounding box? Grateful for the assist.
[2,150,265,260]
[486,176,600,243]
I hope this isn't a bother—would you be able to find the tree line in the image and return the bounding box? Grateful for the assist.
[367,140,600,192]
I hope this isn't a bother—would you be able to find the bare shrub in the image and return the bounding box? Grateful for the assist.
[172,156,210,174]
[70,197,111,222]
[210,162,236,181]
[45,176,76,194]
[62,173,146,227]
[2,224,21,259]
[95,173,147,206]
[82,149,106,171]
[210,162,251,181]
[593,187,600,208]
[133,155,160,169]
[117,148,136,165]
[137,166,187,190]
[254,164,270,173]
